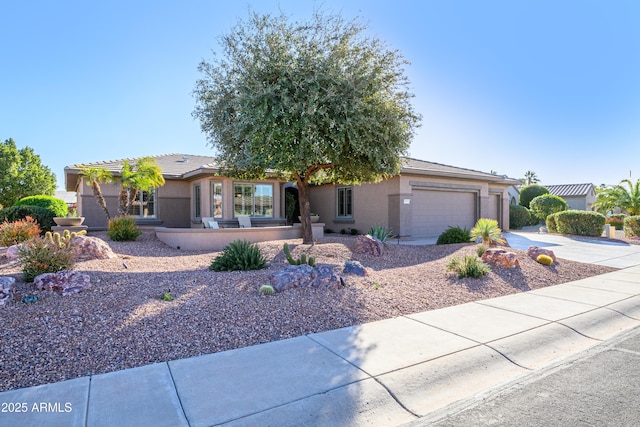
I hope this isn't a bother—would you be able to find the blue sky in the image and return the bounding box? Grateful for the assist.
[2,0,639,190]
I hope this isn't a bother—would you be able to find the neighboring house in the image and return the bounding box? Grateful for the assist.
[508,185,520,205]
[546,183,596,211]
[65,154,520,237]
[308,158,520,238]
[64,154,289,230]
[54,190,77,211]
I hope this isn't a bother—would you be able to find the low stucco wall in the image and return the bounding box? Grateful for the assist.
[155,226,303,251]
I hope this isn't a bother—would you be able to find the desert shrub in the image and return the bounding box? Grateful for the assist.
[15,195,68,218]
[606,214,626,230]
[369,225,394,243]
[436,226,471,245]
[519,185,549,209]
[258,285,275,296]
[476,244,487,257]
[553,210,606,237]
[529,194,568,220]
[18,237,74,282]
[509,204,531,229]
[447,255,491,279]
[0,216,41,246]
[350,228,358,235]
[209,240,267,271]
[536,254,554,266]
[108,216,142,241]
[624,215,640,237]
[546,213,558,233]
[470,218,506,245]
[0,205,56,232]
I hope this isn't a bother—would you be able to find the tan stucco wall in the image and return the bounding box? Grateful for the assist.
[309,174,511,238]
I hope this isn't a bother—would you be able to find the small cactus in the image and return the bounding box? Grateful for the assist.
[536,254,554,266]
[283,243,316,267]
[259,285,275,296]
[45,229,87,248]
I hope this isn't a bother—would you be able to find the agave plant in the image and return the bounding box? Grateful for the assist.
[470,218,506,245]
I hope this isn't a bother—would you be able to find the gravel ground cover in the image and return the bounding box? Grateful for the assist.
[0,231,616,392]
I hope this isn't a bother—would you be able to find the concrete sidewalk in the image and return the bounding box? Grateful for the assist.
[2,263,640,427]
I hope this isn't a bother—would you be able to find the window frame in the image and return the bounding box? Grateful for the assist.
[233,182,274,218]
[194,183,201,219]
[336,186,353,219]
[130,189,158,218]
[211,181,223,218]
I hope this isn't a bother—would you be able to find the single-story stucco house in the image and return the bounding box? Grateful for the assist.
[65,154,520,238]
[546,183,597,211]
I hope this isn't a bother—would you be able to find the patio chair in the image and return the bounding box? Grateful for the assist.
[202,217,219,229]
[237,216,252,228]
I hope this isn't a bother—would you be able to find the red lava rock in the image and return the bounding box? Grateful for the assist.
[353,235,384,257]
[482,248,520,268]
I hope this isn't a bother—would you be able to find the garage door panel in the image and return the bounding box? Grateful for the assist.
[412,190,476,237]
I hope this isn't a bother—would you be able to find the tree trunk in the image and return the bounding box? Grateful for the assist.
[92,182,111,220]
[296,178,313,244]
[118,189,129,216]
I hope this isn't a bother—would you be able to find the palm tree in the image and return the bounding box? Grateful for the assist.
[470,218,506,245]
[594,179,640,215]
[522,170,540,185]
[80,166,113,220]
[117,157,165,215]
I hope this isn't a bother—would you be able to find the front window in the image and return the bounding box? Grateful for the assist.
[211,182,223,218]
[233,183,273,217]
[337,186,353,218]
[131,189,157,218]
[194,184,201,218]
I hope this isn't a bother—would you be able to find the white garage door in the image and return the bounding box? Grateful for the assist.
[486,194,501,223]
[412,190,477,237]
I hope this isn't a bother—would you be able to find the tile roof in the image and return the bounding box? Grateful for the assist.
[546,183,595,197]
[66,154,219,178]
[401,157,521,184]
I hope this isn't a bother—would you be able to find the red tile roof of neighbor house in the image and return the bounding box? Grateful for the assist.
[546,183,595,197]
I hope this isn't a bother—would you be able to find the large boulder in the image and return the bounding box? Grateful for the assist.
[353,235,384,257]
[34,270,91,296]
[527,246,556,263]
[482,248,520,268]
[0,276,16,306]
[343,260,368,276]
[71,236,117,260]
[271,265,343,292]
[5,244,23,260]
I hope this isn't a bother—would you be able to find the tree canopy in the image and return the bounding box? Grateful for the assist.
[0,138,56,208]
[193,11,421,243]
[594,179,640,215]
[522,170,540,185]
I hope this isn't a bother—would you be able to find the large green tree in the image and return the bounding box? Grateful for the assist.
[193,11,421,243]
[0,138,56,208]
[594,179,640,215]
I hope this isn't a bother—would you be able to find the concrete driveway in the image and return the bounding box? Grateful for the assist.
[504,231,640,268]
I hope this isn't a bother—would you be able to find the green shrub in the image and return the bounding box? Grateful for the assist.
[108,216,142,241]
[553,210,606,237]
[209,240,267,271]
[519,185,549,209]
[350,228,358,235]
[436,226,472,245]
[546,213,558,233]
[470,218,506,245]
[536,254,554,266]
[529,194,568,220]
[18,237,74,282]
[447,255,491,279]
[477,244,487,257]
[369,225,394,243]
[283,242,315,267]
[624,215,640,238]
[509,205,531,229]
[0,216,41,246]
[0,205,56,232]
[15,195,68,218]
[606,214,626,230]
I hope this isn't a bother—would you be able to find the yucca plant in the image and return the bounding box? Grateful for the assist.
[470,218,506,245]
[369,225,394,243]
[209,240,267,271]
[446,255,490,279]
